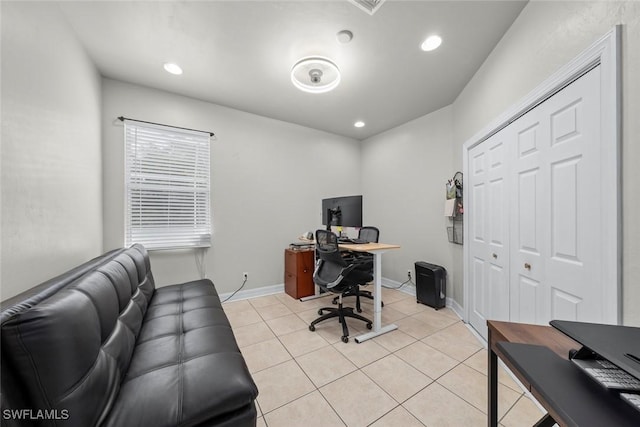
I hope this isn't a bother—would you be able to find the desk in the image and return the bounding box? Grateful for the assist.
[487,320,640,427]
[339,242,400,343]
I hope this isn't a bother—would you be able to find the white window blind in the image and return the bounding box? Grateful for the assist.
[124,120,211,250]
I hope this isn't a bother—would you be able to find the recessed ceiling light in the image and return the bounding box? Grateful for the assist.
[421,35,442,52]
[163,62,183,75]
[354,121,365,128]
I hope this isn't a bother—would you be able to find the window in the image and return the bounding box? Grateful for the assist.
[124,120,211,250]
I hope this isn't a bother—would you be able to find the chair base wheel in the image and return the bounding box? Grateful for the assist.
[366,323,372,329]
[309,325,315,332]
[318,309,324,315]
[341,336,349,343]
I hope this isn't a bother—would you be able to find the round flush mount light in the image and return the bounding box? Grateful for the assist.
[291,57,341,93]
[163,62,183,75]
[354,121,365,128]
[421,35,442,52]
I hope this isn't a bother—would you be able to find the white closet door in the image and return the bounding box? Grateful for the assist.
[468,66,605,339]
[510,67,602,324]
[510,101,550,323]
[544,66,602,321]
[468,127,510,338]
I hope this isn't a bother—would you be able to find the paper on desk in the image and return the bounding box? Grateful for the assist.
[444,198,456,217]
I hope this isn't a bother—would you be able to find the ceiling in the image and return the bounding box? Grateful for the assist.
[57,0,527,140]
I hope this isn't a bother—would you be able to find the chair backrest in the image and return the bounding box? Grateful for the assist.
[314,230,356,290]
[315,229,347,267]
[358,226,380,243]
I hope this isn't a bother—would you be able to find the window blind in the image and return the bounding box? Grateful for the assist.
[124,120,211,250]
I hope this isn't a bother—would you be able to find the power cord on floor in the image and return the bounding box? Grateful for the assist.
[382,277,413,291]
[221,277,248,303]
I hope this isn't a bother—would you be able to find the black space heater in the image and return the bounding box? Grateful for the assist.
[415,261,446,310]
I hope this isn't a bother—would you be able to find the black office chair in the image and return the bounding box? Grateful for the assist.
[332,226,382,313]
[308,230,372,343]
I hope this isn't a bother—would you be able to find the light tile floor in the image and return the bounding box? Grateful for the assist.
[223,288,545,427]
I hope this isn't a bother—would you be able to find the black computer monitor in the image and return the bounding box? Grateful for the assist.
[321,195,362,230]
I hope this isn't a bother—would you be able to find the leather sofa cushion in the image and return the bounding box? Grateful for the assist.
[103,280,258,427]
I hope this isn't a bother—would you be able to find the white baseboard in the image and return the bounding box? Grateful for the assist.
[219,283,284,303]
[447,297,465,320]
[220,279,466,324]
[384,278,466,321]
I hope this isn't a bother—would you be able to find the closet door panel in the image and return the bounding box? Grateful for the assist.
[487,133,510,322]
[468,144,489,335]
[545,67,602,321]
[468,128,510,339]
[511,113,549,323]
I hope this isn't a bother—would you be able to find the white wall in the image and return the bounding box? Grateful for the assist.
[102,79,361,293]
[451,1,640,325]
[1,2,103,299]
[361,106,456,297]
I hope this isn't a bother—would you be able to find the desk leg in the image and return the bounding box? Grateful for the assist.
[372,251,382,330]
[533,414,556,427]
[488,339,498,427]
[354,251,397,343]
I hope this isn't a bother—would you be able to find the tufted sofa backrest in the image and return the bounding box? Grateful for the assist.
[1,244,155,427]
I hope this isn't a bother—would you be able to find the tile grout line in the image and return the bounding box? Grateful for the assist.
[233,290,539,426]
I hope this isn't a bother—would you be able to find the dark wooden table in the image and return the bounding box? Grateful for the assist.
[487,320,640,427]
[487,320,577,427]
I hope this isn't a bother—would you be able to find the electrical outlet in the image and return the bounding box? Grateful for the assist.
[242,272,248,281]
[407,269,412,280]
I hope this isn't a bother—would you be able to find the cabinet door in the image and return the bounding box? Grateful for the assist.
[284,249,315,299]
[296,250,315,298]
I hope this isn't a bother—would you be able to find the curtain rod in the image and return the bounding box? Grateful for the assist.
[118,116,215,137]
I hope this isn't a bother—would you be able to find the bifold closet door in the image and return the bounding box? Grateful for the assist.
[510,66,603,324]
[468,66,605,339]
[468,127,511,338]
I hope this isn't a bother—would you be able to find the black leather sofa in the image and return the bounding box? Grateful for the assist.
[0,244,258,427]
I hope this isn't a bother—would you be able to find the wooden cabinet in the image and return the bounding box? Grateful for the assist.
[284,249,314,299]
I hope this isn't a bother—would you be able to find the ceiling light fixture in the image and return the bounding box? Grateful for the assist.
[421,35,442,52]
[163,62,183,75]
[291,57,341,93]
[354,121,365,128]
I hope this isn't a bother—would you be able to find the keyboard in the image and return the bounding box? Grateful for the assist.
[620,392,640,413]
[338,238,368,244]
[572,358,640,391]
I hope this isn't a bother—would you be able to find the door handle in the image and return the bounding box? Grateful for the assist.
[524,263,532,270]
